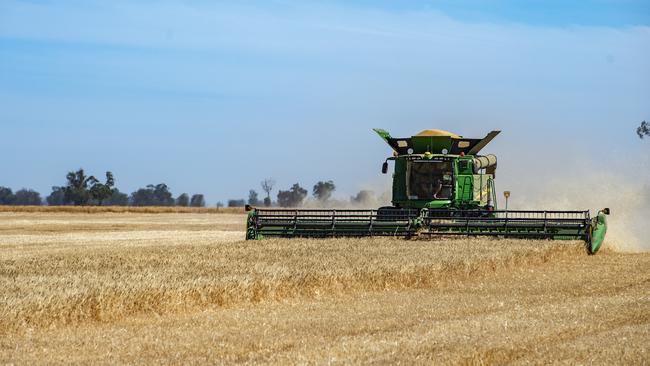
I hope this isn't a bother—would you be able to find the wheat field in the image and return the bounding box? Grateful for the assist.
[0,211,648,365]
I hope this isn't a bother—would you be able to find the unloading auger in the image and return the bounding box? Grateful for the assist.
[245,129,609,254]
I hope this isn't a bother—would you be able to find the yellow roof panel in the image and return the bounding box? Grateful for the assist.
[415,129,461,138]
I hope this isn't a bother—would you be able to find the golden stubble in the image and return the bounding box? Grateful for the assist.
[0,212,648,365]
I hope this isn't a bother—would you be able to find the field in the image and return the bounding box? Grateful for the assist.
[1,211,649,365]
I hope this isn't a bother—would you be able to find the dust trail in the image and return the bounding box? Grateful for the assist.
[512,166,650,253]
[300,188,392,209]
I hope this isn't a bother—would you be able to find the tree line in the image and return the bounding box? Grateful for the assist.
[1,172,373,208]
[226,179,372,208]
[229,179,330,208]
[0,168,361,208]
[0,169,206,207]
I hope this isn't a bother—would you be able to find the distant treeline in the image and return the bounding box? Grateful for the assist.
[238,179,328,208]
[0,169,207,207]
[1,169,377,208]
[236,179,376,208]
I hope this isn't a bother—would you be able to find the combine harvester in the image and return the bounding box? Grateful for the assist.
[246,129,609,254]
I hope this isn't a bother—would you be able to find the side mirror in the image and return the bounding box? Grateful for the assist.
[381,161,388,174]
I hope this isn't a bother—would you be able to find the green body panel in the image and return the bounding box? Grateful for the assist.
[372,128,391,142]
[456,175,474,202]
[411,136,453,154]
[246,210,260,240]
[392,158,408,203]
[424,200,453,209]
[589,212,608,254]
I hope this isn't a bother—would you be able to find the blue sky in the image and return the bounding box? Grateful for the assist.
[1,0,649,205]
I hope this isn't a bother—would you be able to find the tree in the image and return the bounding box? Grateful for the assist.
[260,179,275,207]
[638,121,649,139]
[248,190,260,206]
[0,186,15,205]
[190,194,206,207]
[64,169,97,205]
[313,180,336,202]
[13,189,42,205]
[216,201,224,208]
[130,184,175,206]
[46,187,66,205]
[176,193,190,207]
[130,187,155,206]
[277,183,308,207]
[228,199,246,207]
[152,184,174,206]
[89,172,115,206]
[104,189,129,206]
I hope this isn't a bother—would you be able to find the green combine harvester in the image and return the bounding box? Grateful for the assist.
[246,129,609,254]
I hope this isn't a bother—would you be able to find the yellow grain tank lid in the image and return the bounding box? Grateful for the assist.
[415,129,461,139]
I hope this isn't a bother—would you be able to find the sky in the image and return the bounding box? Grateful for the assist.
[1,0,649,206]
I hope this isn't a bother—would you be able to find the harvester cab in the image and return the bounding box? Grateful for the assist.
[373,128,500,211]
[246,128,609,255]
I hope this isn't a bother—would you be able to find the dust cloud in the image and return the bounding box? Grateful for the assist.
[301,189,392,209]
[508,164,650,253]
